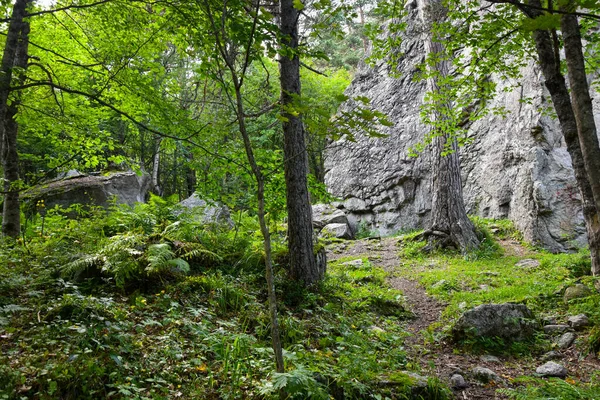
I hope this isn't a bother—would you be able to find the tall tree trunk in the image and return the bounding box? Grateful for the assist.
[151,136,162,195]
[279,0,324,285]
[422,0,479,253]
[525,0,600,275]
[1,0,31,238]
[560,9,600,212]
[185,152,196,197]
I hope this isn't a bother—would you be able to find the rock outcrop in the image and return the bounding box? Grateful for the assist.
[324,1,599,252]
[24,171,150,212]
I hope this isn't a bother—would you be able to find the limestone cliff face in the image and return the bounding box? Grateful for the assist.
[324,2,596,252]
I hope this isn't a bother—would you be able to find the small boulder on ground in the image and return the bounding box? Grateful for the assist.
[471,366,500,383]
[564,284,593,303]
[568,314,590,330]
[479,355,501,364]
[543,324,570,334]
[341,259,364,267]
[541,351,563,361]
[450,374,468,390]
[536,361,568,378]
[556,332,576,349]
[515,259,540,269]
[452,303,538,341]
[320,223,354,239]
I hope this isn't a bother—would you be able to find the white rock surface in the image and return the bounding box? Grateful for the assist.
[324,2,598,252]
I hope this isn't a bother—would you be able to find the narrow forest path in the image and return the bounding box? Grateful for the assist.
[327,237,536,399]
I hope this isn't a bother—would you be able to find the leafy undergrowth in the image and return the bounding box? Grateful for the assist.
[0,200,450,400]
[396,218,600,397]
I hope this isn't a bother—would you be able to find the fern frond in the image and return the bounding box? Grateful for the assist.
[61,255,101,277]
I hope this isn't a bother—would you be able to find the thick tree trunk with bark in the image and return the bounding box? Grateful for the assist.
[1,0,31,238]
[279,0,324,285]
[526,0,600,275]
[422,0,479,253]
[560,10,600,212]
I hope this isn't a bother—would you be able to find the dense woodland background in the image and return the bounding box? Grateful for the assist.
[1,0,600,399]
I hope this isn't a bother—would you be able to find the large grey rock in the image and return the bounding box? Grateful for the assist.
[175,194,233,226]
[536,362,568,378]
[453,303,538,341]
[24,171,150,212]
[323,1,597,252]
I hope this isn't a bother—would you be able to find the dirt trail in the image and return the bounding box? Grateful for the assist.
[328,238,525,399]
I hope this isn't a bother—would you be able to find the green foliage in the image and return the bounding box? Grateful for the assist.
[2,198,444,399]
[539,248,592,278]
[260,366,329,400]
[499,376,600,400]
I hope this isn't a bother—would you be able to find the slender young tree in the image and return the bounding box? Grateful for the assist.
[199,0,285,372]
[279,0,324,285]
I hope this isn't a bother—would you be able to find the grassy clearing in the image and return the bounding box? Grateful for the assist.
[395,218,600,397]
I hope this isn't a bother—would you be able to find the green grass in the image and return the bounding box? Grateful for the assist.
[395,218,600,395]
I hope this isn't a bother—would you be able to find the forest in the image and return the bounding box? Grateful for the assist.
[1,0,600,399]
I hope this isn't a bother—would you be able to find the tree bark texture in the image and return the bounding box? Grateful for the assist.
[526,0,600,275]
[422,0,480,253]
[279,0,323,285]
[151,136,162,196]
[1,0,31,238]
[560,9,600,213]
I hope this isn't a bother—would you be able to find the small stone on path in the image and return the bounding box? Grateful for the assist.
[536,361,568,378]
[370,325,385,334]
[568,314,589,330]
[341,259,363,267]
[450,374,468,390]
[543,324,570,334]
[541,351,563,361]
[557,332,576,349]
[479,355,501,363]
[471,366,500,383]
[515,259,540,268]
